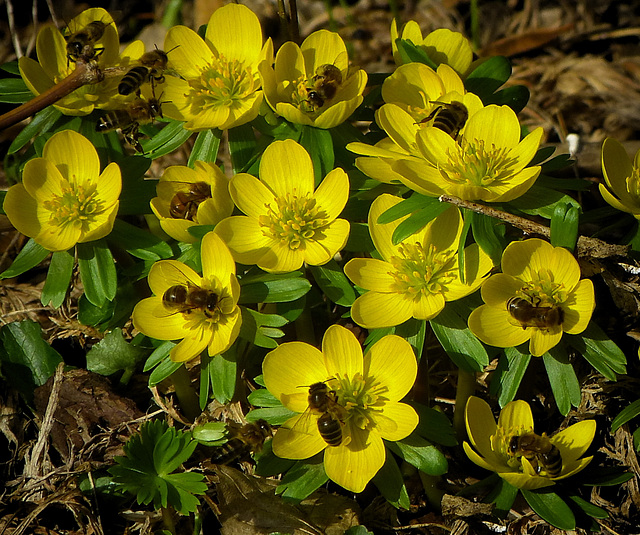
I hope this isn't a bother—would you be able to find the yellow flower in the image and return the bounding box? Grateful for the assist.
[344,194,493,329]
[162,3,273,131]
[132,232,241,363]
[3,130,121,252]
[150,161,234,243]
[258,30,367,129]
[347,63,483,189]
[18,8,143,115]
[599,137,640,218]
[468,239,595,357]
[391,19,473,76]
[393,104,543,202]
[263,324,419,493]
[463,396,596,490]
[215,139,350,273]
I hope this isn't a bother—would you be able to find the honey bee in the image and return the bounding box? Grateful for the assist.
[65,20,109,63]
[507,297,564,330]
[118,48,171,96]
[417,100,468,140]
[307,382,346,447]
[211,420,272,465]
[305,64,343,111]
[508,432,562,477]
[95,97,163,152]
[168,182,212,220]
[162,283,220,319]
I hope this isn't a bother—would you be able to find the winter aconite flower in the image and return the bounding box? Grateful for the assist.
[19,8,142,115]
[344,195,493,329]
[464,396,596,490]
[599,137,640,218]
[3,130,121,252]
[393,104,543,202]
[259,30,367,128]
[132,232,241,362]
[391,19,473,75]
[263,324,419,493]
[468,239,595,357]
[150,161,234,243]
[215,139,350,273]
[162,3,273,130]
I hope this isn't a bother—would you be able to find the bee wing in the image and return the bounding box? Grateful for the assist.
[275,409,327,458]
[149,260,201,294]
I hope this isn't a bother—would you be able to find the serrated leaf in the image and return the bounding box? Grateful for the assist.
[521,489,575,530]
[309,260,356,306]
[41,249,74,308]
[276,459,329,502]
[86,329,149,383]
[192,421,228,445]
[0,238,49,279]
[77,240,117,306]
[388,435,448,475]
[543,345,581,416]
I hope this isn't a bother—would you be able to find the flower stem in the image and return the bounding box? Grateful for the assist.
[453,369,476,443]
[419,472,445,511]
[294,305,316,345]
[171,364,200,422]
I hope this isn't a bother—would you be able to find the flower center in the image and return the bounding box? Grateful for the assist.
[388,242,456,299]
[331,372,389,431]
[258,193,328,250]
[626,166,640,201]
[517,268,567,306]
[190,53,257,110]
[172,278,235,328]
[438,140,519,188]
[43,179,103,231]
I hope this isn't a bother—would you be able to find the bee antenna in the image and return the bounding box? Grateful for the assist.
[165,45,180,54]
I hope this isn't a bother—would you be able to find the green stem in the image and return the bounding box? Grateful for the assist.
[470,0,480,51]
[453,369,476,443]
[171,364,200,422]
[294,303,316,345]
[419,472,445,511]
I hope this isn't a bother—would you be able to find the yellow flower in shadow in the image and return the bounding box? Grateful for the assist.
[468,239,595,357]
[464,396,596,490]
[132,232,241,362]
[263,324,418,493]
[600,137,640,218]
[3,130,121,251]
[259,30,367,129]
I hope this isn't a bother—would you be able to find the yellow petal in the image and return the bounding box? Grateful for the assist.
[465,396,496,454]
[3,184,41,239]
[497,400,533,430]
[230,172,277,218]
[165,26,213,78]
[259,140,314,198]
[214,216,274,266]
[303,219,349,266]
[301,30,348,73]
[562,279,595,334]
[528,328,563,357]
[344,258,396,291]
[132,297,192,340]
[463,441,496,472]
[374,402,418,440]
[601,137,639,210]
[171,328,211,362]
[313,167,349,221]
[468,305,532,348]
[552,420,596,465]
[412,292,445,321]
[368,194,405,261]
[23,158,63,201]
[480,273,522,307]
[206,310,242,357]
[35,223,81,252]
[206,4,262,67]
[351,291,413,329]
[532,244,580,291]
[463,105,520,149]
[263,342,329,413]
[365,335,416,400]
[375,104,419,153]
[148,260,201,296]
[422,205,463,253]
[201,232,236,283]
[501,238,549,278]
[258,241,305,274]
[500,471,555,490]
[44,131,100,184]
[96,162,122,206]
[322,325,364,379]
[273,413,327,460]
[324,427,385,493]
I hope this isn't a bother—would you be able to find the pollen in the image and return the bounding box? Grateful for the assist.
[333,372,389,431]
[439,140,519,188]
[518,268,567,306]
[43,180,103,231]
[388,242,456,299]
[192,54,257,107]
[258,193,329,249]
[626,166,640,201]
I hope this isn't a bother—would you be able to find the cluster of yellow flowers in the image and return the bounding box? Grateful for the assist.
[8,2,632,497]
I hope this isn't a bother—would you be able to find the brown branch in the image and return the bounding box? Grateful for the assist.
[0,63,126,132]
[438,194,629,259]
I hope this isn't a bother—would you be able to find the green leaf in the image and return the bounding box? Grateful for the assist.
[109,219,173,260]
[612,399,640,433]
[344,222,375,253]
[550,203,579,251]
[309,260,356,306]
[254,439,296,476]
[228,123,259,173]
[77,240,117,306]
[429,302,489,373]
[485,476,518,516]
[115,157,155,215]
[40,249,74,308]
[140,120,193,158]
[276,458,329,502]
[144,341,175,372]
[465,56,512,102]
[530,146,556,166]
[8,106,62,154]
[394,318,427,362]
[344,527,374,535]
[543,345,581,416]
[239,308,286,349]
[299,126,334,186]
[521,489,575,531]
[567,495,608,519]
[188,128,222,166]
[149,357,182,386]
[247,388,282,408]
[191,421,228,445]
[86,329,149,384]
[471,211,506,266]
[392,203,450,245]
[578,466,634,486]
[393,39,437,69]
[372,453,410,509]
[0,77,32,103]
[377,193,437,224]
[245,406,298,426]
[239,272,312,303]
[509,184,581,219]
[388,435,448,475]
[0,238,49,279]
[210,349,237,404]
[485,84,530,113]
[492,346,531,407]
[410,402,457,446]
[566,321,626,379]
[0,320,63,400]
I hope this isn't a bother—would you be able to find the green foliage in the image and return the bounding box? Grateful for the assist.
[521,489,575,531]
[108,420,207,515]
[86,328,150,384]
